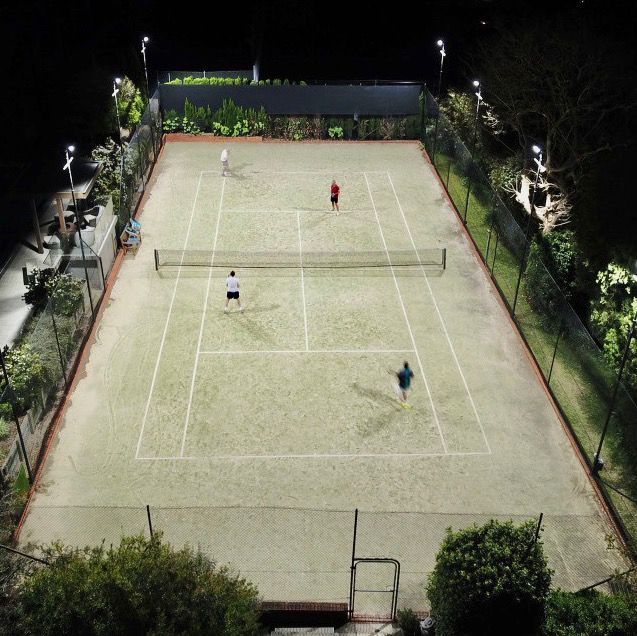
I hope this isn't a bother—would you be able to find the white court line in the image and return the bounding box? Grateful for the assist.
[386,172,492,454]
[364,172,448,454]
[297,211,309,351]
[221,209,373,214]
[199,349,416,355]
[135,171,206,459]
[200,170,387,175]
[137,450,491,461]
[179,178,226,457]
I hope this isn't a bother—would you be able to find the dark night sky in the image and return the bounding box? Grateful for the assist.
[0,0,635,163]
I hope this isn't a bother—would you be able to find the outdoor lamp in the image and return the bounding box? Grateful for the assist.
[436,39,446,98]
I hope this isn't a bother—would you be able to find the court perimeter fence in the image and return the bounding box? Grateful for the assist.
[16,505,630,616]
[421,87,637,557]
[0,93,163,485]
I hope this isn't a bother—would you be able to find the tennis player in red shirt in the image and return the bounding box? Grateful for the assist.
[330,180,340,214]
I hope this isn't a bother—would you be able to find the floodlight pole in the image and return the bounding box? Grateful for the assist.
[64,148,95,319]
[436,40,446,99]
[112,79,127,220]
[462,81,482,223]
[0,347,34,484]
[512,147,545,315]
[141,36,158,162]
[432,41,446,163]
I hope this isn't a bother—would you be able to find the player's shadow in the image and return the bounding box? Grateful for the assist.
[226,312,279,346]
[225,163,251,181]
[237,303,280,315]
[351,382,402,410]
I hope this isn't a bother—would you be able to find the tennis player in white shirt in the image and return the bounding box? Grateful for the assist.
[224,270,244,312]
[220,148,230,176]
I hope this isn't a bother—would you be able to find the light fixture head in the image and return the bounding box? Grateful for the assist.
[437,39,443,47]
[473,80,480,88]
[143,36,149,43]
[115,77,122,84]
[67,145,75,153]
[532,144,542,154]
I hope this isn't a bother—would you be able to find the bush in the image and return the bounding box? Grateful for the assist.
[328,126,344,139]
[525,240,564,321]
[1,344,46,412]
[14,534,261,636]
[543,589,637,635]
[397,608,421,636]
[47,274,84,317]
[22,268,56,309]
[427,519,552,636]
[89,137,127,216]
[590,263,637,393]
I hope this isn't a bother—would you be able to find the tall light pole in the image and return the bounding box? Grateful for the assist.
[512,145,546,315]
[63,146,95,318]
[112,78,126,219]
[462,80,483,222]
[141,36,158,162]
[432,39,446,162]
[141,36,150,97]
[436,39,446,99]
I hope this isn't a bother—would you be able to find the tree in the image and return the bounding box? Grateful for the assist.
[13,534,261,636]
[590,263,637,395]
[427,519,552,636]
[475,12,637,237]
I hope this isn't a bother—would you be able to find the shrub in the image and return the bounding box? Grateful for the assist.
[397,608,421,636]
[89,138,128,215]
[0,417,9,439]
[591,263,637,393]
[488,156,521,194]
[22,268,56,309]
[525,240,564,321]
[14,534,260,636]
[328,126,344,139]
[47,274,84,317]
[543,589,637,635]
[427,519,552,636]
[1,344,46,412]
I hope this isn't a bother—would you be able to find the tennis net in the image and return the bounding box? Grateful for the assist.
[154,248,447,271]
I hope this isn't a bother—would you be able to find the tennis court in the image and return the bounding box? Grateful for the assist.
[19,141,626,611]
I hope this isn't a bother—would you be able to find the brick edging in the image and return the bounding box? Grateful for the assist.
[419,144,629,555]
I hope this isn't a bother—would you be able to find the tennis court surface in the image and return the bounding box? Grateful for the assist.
[19,141,626,612]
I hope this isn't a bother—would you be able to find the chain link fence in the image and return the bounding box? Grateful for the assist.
[17,504,628,615]
[422,88,637,556]
[1,94,163,484]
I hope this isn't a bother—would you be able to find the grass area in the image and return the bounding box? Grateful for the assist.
[433,151,637,553]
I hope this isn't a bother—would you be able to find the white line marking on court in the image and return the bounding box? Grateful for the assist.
[136,450,491,461]
[200,170,387,175]
[364,172,448,454]
[179,178,226,458]
[135,171,206,460]
[386,171,492,454]
[199,349,416,355]
[297,211,309,351]
[221,209,373,215]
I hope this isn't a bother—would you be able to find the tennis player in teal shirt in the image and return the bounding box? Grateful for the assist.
[396,361,414,408]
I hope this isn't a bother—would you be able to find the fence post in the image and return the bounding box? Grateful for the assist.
[463,179,472,224]
[485,217,495,263]
[490,231,500,276]
[593,310,637,474]
[146,504,154,537]
[432,110,440,164]
[419,85,426,141]
[348,508,359,620]
[446,160,451,188]
[50,307,68,389]
[547,322,564,385]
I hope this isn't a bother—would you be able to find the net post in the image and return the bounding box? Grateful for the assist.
[348,508,358,620]
[146,504,154,538]
[442,248,447,270]
[154,249,159,271]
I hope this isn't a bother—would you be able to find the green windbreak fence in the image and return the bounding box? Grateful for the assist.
[421,88,637,556]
